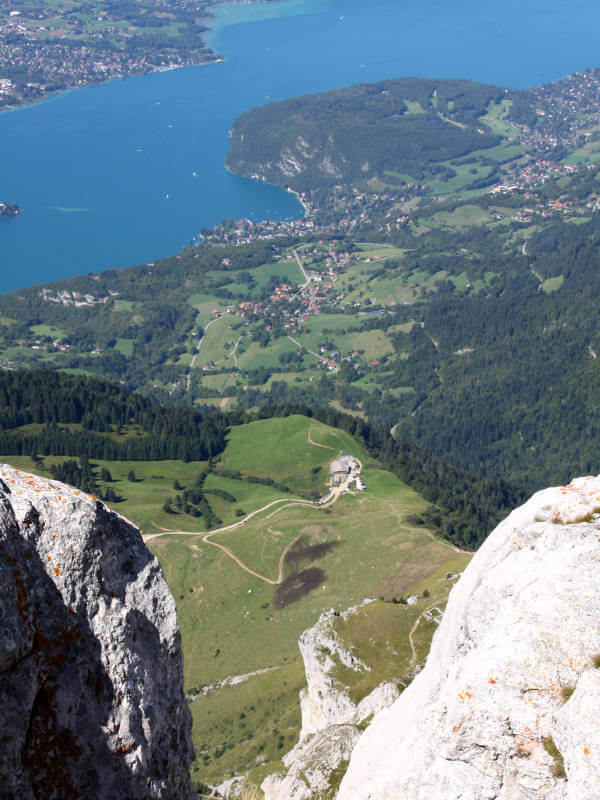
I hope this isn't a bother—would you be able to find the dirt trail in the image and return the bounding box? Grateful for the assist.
[145,430,359,582]
[188,666,281,701]
[266,500,316,519]
[145,497,322,585]
[202,527,279,585]
[144,497,314,543]
[277,536,301,584]
[307,427,337,450]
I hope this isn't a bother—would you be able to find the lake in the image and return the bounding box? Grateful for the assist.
[1,0,600,292]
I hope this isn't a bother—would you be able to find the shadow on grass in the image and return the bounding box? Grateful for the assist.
[286,539,339,570]
[274,567,326,608]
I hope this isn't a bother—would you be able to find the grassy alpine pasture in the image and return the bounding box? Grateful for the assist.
[1,414,471,789]
[0,454,218,533]
[143,415,471,786]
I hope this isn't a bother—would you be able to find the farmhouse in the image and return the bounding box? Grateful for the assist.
[330,458,351,486]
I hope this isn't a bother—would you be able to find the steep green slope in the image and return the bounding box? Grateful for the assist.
[0,407,472,790]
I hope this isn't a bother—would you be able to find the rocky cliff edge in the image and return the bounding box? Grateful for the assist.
[338,476,600,800]
[0,465,195,800]
[262,602,400,800]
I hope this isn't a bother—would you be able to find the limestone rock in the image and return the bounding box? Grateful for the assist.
[262,602,400,800]
[0,465,195,800]
[338,476,600,800]
[262,725,359,800]
[299,602,400,738]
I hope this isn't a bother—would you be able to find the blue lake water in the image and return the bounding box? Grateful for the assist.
[2,0,600,292]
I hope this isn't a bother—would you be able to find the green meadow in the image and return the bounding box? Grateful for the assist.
[1,415,471,789]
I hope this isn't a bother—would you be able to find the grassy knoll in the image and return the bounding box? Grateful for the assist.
[197,316,244,366]
[542,274,564,293]
[113,299,136,313]
[359,275,419,305]
[327,329,394,360]
[30,323,67,339]
[236,337,301,372]
[189,664,304,787]
[0,454,213,533]
[480,99,519,139]
[431,204,493,228]
[232,259,305,293]
[356,246,405,261]
[114,338,136,357]
[217,415,365,490]
[186,294,229,327]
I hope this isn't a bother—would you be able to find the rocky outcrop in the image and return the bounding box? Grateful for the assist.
[0,465,195,800]
[262,603,400,800]
[338,476,600,800]
[299,603,399,737]
[262,725,359,800]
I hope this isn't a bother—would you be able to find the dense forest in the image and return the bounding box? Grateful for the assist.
[0,370,228,461]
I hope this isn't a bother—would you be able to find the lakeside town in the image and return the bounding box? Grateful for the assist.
[0,0,223,107]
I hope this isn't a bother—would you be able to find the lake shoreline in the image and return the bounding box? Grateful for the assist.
[2,0,599,293]
[0,0,285,116]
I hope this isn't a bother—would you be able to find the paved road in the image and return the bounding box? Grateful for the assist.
[293,248,310,287]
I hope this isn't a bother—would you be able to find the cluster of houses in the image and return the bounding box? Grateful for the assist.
[0,1,218,108]
[201,214,317,246]
[489,159,579,195]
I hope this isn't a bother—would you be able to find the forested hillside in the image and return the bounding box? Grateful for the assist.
[3,71,600,518]
[226,77,517,192]
[0,370,228,461]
